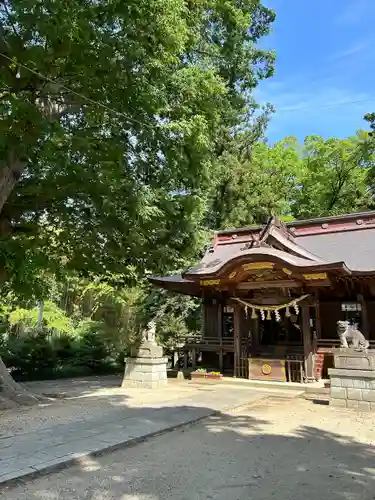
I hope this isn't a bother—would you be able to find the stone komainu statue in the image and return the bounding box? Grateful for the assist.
[337,320,369,351]
[142,321,156,345]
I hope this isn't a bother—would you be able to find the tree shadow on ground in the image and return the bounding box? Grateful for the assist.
[22,375,123,399]
[2,398,375,500]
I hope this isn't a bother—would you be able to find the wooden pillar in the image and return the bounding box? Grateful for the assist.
[218,350,224,373]
[218,302,223,373]
[357,293,369,339]
[191,347,197,370]
[200,301,205,337]
[217,303,223,339]
[313,292,323,380]
[184,351,188,370]
[251,317,259,351]
[233,303,241,377]
[314,291,322,340]
[301,301,314,382]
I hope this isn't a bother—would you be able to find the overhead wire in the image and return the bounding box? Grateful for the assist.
[0,52,155,130]
[1,52,374,119]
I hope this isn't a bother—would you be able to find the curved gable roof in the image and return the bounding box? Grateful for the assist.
[150,211,375,294]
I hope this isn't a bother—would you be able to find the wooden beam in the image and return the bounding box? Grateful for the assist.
[237,280,301,290]
[305,280,331,288]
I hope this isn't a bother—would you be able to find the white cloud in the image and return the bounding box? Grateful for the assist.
[255,81,374,142]
[334,0,372,25]
[331,39,371,60]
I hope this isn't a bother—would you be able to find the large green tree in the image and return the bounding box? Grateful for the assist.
[293,133,373,218]
[208,135,300,229]
[207,131,375,230]
[0,0,275,404]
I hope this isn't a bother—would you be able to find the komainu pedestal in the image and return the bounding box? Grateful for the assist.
[122,322,168,389]
[329,349,375,410]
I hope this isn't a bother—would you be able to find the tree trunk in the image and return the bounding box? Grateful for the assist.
[0,159,25,214]
[0,354,41,409]
[0,156,33,408]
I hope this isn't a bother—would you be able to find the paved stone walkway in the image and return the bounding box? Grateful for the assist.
[0,383,284,487]
[3,397,374,500]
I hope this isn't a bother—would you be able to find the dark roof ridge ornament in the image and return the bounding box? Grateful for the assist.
[240,216,278,252]
[259,216,294,243]
[241,217,273,251]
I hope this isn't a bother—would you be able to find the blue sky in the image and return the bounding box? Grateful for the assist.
[256,0,375,142]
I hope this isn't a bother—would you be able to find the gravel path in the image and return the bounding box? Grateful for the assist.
[2,397,375,500]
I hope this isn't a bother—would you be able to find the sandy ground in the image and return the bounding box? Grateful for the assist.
[0,376,208,438]
[0,376,303,438]
[2,396,375,500]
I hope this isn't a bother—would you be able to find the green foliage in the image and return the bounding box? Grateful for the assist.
[0,320,119,381]
[364,113,375,132]
[142,289,201,349]
[208,137,301,228]
[208,132,375,229]
[3,330,58,380]
[2,1,375,387]
[0,276,145,380]
[0,0,276,295]
[292,133,373,219]
[8,300,73,334]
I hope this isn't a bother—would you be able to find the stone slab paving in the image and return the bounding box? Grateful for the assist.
[3,397,375,500]
[0,383,282,488]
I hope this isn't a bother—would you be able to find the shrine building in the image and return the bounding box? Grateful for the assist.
[150,211,375,383]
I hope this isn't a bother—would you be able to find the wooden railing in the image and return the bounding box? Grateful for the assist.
[317,339,375,351]
[184,336,246,350]
[317,339,340,350]
[185,336,375,352]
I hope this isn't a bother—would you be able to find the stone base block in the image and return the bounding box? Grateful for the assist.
[329,365,375,410]
[330,398,347,408]
[122,356,168,389]
[333,349,375,371]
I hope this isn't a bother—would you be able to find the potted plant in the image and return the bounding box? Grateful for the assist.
[190,367,207,379]
[206,371,223,380]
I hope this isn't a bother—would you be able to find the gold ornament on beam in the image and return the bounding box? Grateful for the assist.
[242,262,274,271]
[200,279,220,286]
[303,272,327,281]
